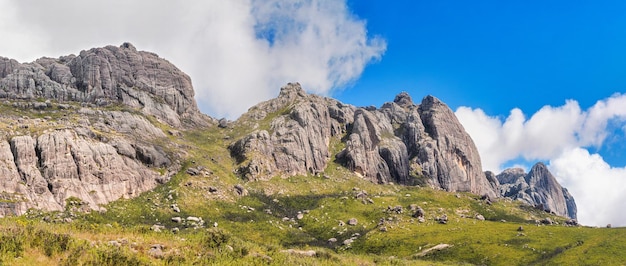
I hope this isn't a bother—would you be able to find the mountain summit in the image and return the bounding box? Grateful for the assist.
[230,82,498,198]
[0,42,207,127]
[0,44,576,223]
[495,162,577,219]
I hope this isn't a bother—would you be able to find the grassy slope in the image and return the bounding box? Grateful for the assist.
[0,104,625,265]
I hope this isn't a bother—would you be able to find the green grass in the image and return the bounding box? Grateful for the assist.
[1,102,626,265]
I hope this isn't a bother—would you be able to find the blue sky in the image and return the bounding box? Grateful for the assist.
[1,0,625,226]
[336,1,626,169]
[340,1,626,113]
[334,1,626,226]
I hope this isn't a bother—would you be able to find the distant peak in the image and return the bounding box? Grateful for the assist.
[421,95,442,105]
[502,167,526,175]
[393,92,413,107]
[120,42,137,51]
[279,82,306,98]
[530,162,548,172]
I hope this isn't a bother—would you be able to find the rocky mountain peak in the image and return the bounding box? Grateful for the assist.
[231,83,498,198]
[497,162,577,219]
[278,82,307,99]
[0,42,209,127]
[121,42,137,51]
[393,92,413,107]
[526,162,551,184]
[420,95,443,108]
[0,43,198,217]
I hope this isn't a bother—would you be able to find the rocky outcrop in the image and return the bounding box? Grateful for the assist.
[229,83,354,180]
[0,112,172,217]
[0,43,203,216]
[230,84,498,198]
[496,162,577,219]
[0,43,209,127]
[336,93,497,197]
[416,96,494,195]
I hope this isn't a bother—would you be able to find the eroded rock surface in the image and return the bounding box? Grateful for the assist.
[229,83,354,180]
[0,127,167,216]
[497,162,577,219]
[0,43,202,216]
[230,84,498,197]
[0,43,208,127]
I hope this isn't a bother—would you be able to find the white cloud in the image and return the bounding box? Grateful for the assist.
[456,93,626,226]
[550,148,626,227]
[455,101,583,172]
[0,0,386,119]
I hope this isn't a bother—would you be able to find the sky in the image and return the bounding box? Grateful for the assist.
[1,0,626,227]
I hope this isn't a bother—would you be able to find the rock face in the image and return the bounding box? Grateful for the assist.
[0,42,207,127]
[230,83,498,197]
[229,83,354,180]
[0,127,168,216]
[496,162,577,219]
[0,43,202,216]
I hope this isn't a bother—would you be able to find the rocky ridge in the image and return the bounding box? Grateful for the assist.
[0,44,577,221]
[0,43,201,216]
[494,162,577,219]
[230,83,498,198]
[229,83,577,218]
[0,42,209,128]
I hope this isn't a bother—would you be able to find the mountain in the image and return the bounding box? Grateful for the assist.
[0,43,609,265]
[0,43,212,216]
[229,83,498,198]
[494,162,577,219]
[0,43,575,220]
[0,42,208,127]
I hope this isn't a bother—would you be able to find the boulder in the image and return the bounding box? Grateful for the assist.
[148,244,164,259]
[412,206,425,218]
[234,184,248,196]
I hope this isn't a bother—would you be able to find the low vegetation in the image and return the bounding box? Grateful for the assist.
[1,105,625,265]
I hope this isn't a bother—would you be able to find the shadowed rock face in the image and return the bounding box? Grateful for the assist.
[230,84,498,198]
[0,42,207,127]
[497,162,577,219]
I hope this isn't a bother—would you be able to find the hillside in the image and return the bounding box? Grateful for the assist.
[0,44,623,265]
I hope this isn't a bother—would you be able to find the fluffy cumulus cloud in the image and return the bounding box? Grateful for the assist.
[456,94,626,226]
[0,0,386,119]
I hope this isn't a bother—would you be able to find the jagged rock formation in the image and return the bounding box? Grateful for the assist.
[0,42,208,127]
[0,101,176,216]
[229,83,355,179]
[230,83,498,198]
[1,43,578,221]
[496,162,577,219]
[0,43,204,216]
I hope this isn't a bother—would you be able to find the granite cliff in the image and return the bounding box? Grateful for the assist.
[0,43,209,216]
[493,163,577,219]
[230,83,498,198]
[0,44,576,221]
[0,42,207,128]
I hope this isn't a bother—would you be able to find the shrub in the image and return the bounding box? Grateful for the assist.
[202,228,231,249]
[0,232,24,258]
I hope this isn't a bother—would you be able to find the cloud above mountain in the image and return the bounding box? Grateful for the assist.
[0,0,386,119]
[456,94,626,226]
